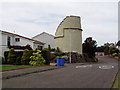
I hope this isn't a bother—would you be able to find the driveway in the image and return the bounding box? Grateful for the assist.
[2,56,118,88]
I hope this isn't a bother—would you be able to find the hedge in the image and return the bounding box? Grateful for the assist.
[4,51,23,64]
[4,49,52,65]
[41,49,51,65]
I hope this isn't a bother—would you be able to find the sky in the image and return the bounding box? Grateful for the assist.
[0,0,119,46]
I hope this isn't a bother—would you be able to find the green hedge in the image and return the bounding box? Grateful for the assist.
[4,49,51,65]
[41,49,51,65]
[4,51,23,64]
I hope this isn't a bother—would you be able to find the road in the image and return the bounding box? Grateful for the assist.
[2,56,118,88]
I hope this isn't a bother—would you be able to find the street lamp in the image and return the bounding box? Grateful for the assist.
[69,30,75,63]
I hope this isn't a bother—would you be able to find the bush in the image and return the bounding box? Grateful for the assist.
[112,53,118,57]
[4,51,23,64]
[8,48,16,64]
[56,47,61,52]
[4,50,36,65]
[50,53,57,63]
[4,51,9,64]
[82,53,98,62]
[29,50,46,66]
[109,47,119,55]
[89,57,98,62]
[15,51,23,65]
[0,56,4,64]
[21,49,31,65]
[41,48,51,65]
[15,56,21,65]
[48,45,51,51]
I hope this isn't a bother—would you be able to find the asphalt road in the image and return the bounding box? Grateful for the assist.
[2,56,118,88]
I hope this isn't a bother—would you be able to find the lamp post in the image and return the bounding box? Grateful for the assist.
[69,30,75,63]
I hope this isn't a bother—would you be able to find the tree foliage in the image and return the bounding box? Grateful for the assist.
[96,46,104,52]
[21,49,31,65]
[83,37,97,58]
[109,46,119,55]
[8,48,16,64]
[29,50,46,66]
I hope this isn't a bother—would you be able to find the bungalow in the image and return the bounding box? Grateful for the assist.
[32,32,56,49]
[0,30,45,57]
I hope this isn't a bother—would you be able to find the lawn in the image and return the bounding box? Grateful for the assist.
[112,70,120,89]
[0,65,32,71]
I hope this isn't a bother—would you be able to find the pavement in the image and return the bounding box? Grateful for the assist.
[2,56,119,88]
[2,65,63,80]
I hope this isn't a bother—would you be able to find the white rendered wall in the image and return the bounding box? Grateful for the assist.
[33,33,56,49]
[0,33,42,57]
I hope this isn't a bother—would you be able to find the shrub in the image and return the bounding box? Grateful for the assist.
[112,53,118,57]
[50,53,56,63]
[21,49,31,65]
[51,48,56,52]
[56,47,61,52]
[82,53,98,62]
[109,47,119,55]
[15,56,21,65]
[29,50,46,66]
[89,57,98,62]
[0,56,4,64]
[41,48,51,65]
[4,50,36,65]
[8,48,16,64]
[15,51,23,65]
[4,51,9,64]
[48,45,51,51]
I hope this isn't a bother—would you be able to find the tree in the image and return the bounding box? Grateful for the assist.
[48,45,51,52]
[25,44,33,50]
[56,47,61,52]
[41,48,51,65]
[83,37,97,58]
[21,49,31,65]
[103,43,110,55]
[96,46,104,52]
[109,46,119,55]
[8,48,16,64]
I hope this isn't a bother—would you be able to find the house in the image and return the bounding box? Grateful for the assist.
[32,32,56,49]
[0,30,44,57]
[54,16,83,54]
[116,40,120,50]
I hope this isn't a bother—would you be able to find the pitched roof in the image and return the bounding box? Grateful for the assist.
[32,32,54,39]
[116,41,120,46]
[0,30,45,45]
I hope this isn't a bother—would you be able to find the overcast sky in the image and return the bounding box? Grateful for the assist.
[0,0,119,46]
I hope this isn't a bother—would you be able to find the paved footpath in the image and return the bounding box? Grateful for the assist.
[2,65,62,79]
[2,56,119,88]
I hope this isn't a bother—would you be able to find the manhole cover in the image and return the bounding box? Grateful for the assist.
[99,65,114,69]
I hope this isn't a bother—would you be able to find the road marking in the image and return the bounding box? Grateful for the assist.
[76,65,92,68]
[98,65,114,69]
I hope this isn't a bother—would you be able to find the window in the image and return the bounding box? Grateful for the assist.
[7,36,11,46]
[15,38,20,42]
[38,46,43,50]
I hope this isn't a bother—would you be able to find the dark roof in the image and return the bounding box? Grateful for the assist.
[0,30,45,45]
[116,41,120,46]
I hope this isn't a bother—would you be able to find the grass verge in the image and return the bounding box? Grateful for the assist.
[112,70,120,89]
[0,65,32,71]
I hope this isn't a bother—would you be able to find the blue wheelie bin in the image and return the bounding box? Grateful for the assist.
[60,57,65,66]
[56,57,61,66]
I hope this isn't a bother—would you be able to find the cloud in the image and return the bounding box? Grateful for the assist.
[0,1,118,45]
